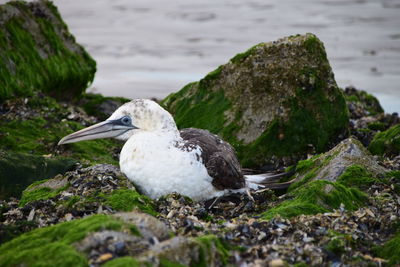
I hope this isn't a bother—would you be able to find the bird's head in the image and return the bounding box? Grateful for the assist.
[58,99,178,145]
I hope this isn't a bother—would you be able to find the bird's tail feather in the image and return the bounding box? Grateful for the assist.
[245,169,296,190]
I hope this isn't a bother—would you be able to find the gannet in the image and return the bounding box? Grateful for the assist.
[58,99,291,201]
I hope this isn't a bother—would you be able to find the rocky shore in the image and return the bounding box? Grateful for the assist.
[0,1,399,266]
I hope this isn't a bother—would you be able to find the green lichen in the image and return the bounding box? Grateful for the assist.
[376,232,400,265]
[0,151,76,200]
[261,180,367,220]
[0,214,127,267]
[368,124,400,156]
[102,257,141,267]
[0,1,96,101]
[104,189,157,215]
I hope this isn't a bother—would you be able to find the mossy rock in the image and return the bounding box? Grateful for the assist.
[0,0,96,101]
[17,164,157,216]
[261,137,387,219]
[290,137,387,189]
[368,124,400,157]
[0,213,229,267]
[344,86,384,119]
[0,95,122,166]
[261,180,367,220]
[138,235,230,267]
[79,93,131,121]
[0,150,77,200]
[162,33,349,168]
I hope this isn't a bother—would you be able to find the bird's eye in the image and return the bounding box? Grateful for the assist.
[121,116,131,125]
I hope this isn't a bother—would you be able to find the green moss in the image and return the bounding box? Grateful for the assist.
[336,165,377,189]
[376,232,400,265]
[386,170,400,180]
[104,189,157,215]
[367,121,386,131]
[102,257,141,267]
[195,235,230,267]
[0,151,76,200]
[0,1,96,101]
[0,115,121,165]
[167,87,232,134]
[0,214,126,267]
[368,124,400,156]
[261,180,367,220]
[203,66,223,81]
[240,66,348,167]
[230,43,262,64]
[64,195,81,208]
[19,182,69,206]
[160,258,189,267]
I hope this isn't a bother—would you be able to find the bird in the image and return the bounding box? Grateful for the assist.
[58,99,293,201]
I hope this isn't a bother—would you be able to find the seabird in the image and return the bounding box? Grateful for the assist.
[58,99,292,201]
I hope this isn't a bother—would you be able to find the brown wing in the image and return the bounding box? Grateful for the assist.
[179,128,245,190]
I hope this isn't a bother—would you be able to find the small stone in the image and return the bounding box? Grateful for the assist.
[269,259,285,267]
[27,208,35,221]
[97,253,113,262]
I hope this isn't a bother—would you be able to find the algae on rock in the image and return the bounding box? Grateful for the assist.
[368,124,400,157]
[162,33,349,168]
[0,0,96,101]
[261,137,387,219]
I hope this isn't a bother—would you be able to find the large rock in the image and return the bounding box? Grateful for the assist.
[162,33,349,168]
[0,0,96,101]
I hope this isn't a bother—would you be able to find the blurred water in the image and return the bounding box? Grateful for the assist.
[9,0,400,112]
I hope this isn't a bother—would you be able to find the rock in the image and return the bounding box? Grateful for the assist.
[261,137,388,219]
[113,211,171,242]
[344,86,384,119]
[138,235,229,267]
[0,212,229,267]
[295,137,387,184]
[79,93,131,121]
[162,33,349,168]
[0,150,77,200]
[0,93,123,189]
[0,0,96,101]
[369,124,400,158]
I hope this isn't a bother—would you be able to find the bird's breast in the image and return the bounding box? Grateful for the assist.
[119,132,222,201]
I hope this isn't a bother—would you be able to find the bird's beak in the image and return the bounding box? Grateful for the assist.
[58,119,138,145]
